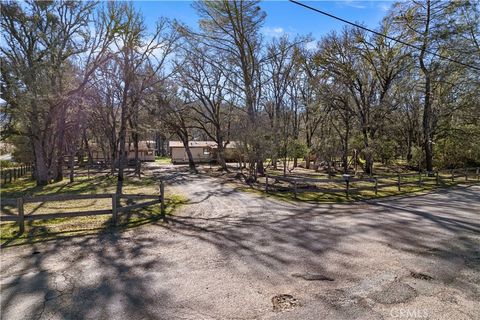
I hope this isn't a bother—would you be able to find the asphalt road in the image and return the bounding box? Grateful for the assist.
[1,167,479,319]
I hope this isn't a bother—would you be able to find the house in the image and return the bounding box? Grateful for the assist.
[169,141,240,164]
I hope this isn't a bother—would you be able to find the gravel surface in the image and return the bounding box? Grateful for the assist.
[1,164,479,320]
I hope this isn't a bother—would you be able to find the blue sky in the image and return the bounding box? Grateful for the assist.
[133,0,395,41]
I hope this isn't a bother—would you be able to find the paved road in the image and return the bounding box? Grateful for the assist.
[1,167,479,319]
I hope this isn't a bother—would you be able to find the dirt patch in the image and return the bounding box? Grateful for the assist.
[272,294,300,312]
[410,271,434,281]
[369,282,417,304]
[291,273,334,281]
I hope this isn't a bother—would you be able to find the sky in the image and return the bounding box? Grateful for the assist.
[133,0,394,42]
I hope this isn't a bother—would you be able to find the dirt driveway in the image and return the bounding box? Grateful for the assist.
[1,166,479,319]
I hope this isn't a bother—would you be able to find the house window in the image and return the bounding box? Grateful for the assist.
[203,148,210,155]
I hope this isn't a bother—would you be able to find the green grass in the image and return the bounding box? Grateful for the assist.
[155,156,171,164]
[0,172,187,247]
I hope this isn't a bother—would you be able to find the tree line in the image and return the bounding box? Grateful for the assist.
[1,0,479,189]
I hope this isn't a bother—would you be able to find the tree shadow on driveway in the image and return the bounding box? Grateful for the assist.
[1,230,175,319]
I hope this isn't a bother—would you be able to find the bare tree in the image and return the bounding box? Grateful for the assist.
[154,84,198,173]
[191,0,266,179]
[176,45,232,171]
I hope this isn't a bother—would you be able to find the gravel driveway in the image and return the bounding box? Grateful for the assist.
[1,165,479,320]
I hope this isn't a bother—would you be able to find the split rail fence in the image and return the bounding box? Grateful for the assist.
[265,167,480,199]
[0,181,166,233]
[1,164,33,185]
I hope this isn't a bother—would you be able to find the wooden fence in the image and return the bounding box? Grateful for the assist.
[0,181,166,233]
[1,164,33,185]
[265,167,480,199]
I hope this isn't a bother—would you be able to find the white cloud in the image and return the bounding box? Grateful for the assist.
[343,0,367,9]
[379,3,391,12]
[262,26,285,38]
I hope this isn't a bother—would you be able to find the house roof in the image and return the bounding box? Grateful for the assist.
[169,141,239,149]
[126,141,155,151]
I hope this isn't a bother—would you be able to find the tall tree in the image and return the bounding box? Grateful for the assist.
[192,0,266,179]
[176,45,232,171]
[1,1,106,185]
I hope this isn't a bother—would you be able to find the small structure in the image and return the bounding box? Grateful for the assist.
[126,141,155,162]
[169,141,239,164]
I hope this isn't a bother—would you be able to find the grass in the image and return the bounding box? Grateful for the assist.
[155,156,171,164]
[0,171,187,247]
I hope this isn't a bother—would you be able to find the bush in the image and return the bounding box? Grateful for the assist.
[287,140,309,159]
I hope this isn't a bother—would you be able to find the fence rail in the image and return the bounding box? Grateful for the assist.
[0,181,166,233]
[265,167,479,199]
[1,164,33,185]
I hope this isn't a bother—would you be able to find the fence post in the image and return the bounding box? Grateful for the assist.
[476,167,479,180]
[3,171,6,184]
[294,181,298,199]
[111,194,117,226]
[17,197,24,234]
[9,169,12,183]
[13,168,16,180]
[397,174,401,191]
[465,168,468,181]
[265,174,269,193]
[451,169,455,182]
[436,171,439,185]
[374,177,378,195]
[418,172,422,186]
[160,180,165,218]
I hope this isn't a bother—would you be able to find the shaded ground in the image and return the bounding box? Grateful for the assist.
[1,164,479,319]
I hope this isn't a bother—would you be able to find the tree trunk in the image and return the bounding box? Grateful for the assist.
[155,132,166,157]
[116,105,128,199]
[32,138,49,186]
[185,145,197,173]
[419,0,434,172]
[69,154,74,183]
[54,156,64,182]
[179,136,197,173]
[217,144,228,171]
[362,130,373,175]
[133,132,141,177]
[342,124,350,174]
[257,159,264,176]
[84,136,93,165]
[216,133,228,171]
[305,134,312,169]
